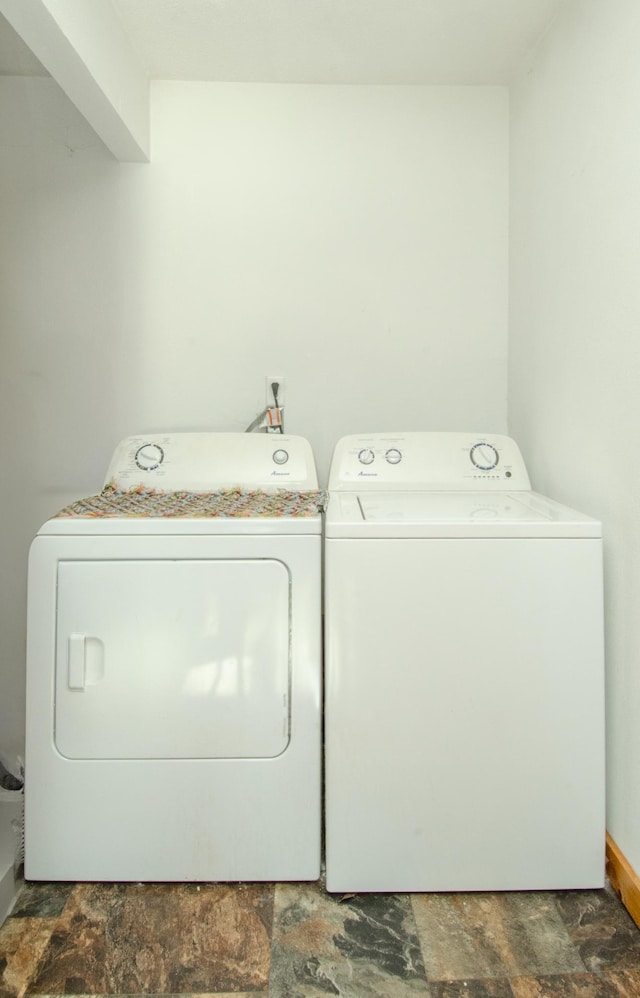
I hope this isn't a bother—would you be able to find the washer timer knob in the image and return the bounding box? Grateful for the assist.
[273,449,289,465]
[135,443,164,471]
[385,448,402,465]
[470,442,499,471]
[358,448,376,466]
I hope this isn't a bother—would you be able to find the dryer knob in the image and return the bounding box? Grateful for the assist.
[385,448,402,465]
[358,449,376,466]
[135,443,164,471]
[273,449,289,465]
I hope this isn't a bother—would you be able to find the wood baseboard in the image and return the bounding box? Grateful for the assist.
[606,832,640,928]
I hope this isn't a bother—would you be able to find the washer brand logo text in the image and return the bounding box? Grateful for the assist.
[358,471,377,477]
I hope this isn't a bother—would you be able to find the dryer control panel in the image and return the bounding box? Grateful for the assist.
[328,432,531,492]
[104,433,319,492]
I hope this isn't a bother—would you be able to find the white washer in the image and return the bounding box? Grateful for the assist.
[324,432,605,893]
[26,432,322,882]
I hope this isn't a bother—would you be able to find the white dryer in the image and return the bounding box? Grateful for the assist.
[324,432,605,893]
[26,433,322,882]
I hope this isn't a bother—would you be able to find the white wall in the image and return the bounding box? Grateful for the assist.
[510,0,640,871]
[0,797,21,922]
[0,78,508,756]
[142,81,509,480]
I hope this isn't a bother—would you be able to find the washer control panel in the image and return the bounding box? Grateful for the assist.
[469,442,499,471]
[328,432,531,492]
[105,433,318,492]
[357,447,402,466]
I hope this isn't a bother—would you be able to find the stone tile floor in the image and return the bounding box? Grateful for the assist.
[1,878,639,997]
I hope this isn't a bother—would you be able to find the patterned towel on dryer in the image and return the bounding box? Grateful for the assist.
[55,483,327,519]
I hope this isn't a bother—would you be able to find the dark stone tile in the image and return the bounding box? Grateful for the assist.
[554,886,640,972]
[8,881,636,998]
[25,909,109,994]
[10,881,75,919]
[26,881,275,995]
[105,882,274,994]
[509,972,630,997]
[0,916,58,998]
[554,886,627,932]
[602,969,640,997]
[430,979,514,997]
[412,893,584,982]
[334,894,425,979]
[270,883,429,997]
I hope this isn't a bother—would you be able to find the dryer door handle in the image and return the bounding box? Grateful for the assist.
[68,633,86,691]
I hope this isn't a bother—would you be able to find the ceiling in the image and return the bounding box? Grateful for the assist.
[0,14,47,76]
[1,0,566,85]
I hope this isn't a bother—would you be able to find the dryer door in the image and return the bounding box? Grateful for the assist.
[54,559,290,759]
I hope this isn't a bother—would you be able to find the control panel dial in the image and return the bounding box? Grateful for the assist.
[272,449,289,465]
[385,448,402,465]
[470,442,499,471]
[135,443,164,471]
[358,448,376,466]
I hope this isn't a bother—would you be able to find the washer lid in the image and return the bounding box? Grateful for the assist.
[325,491,601,538]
